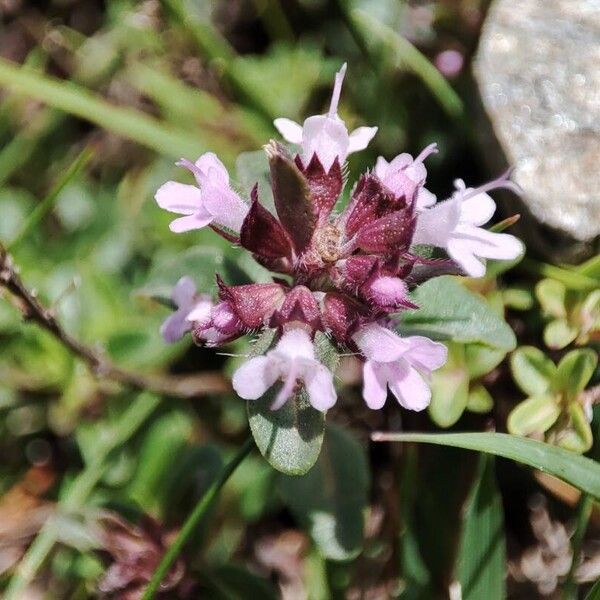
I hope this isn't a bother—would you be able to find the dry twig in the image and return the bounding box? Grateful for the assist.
[0,243,230,398]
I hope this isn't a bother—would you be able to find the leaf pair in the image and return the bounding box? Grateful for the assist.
[508,347,598,453]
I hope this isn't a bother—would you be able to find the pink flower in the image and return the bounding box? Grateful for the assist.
[374,143,438,208]
[274,64,377,172]
[155,153,248,234]
[412,176,524,277]
[160,276,213,343]
[352,323,447,410]
[193,301,243,347]
[232,329,337,411]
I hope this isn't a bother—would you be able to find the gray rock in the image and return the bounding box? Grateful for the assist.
[474,0,600,241]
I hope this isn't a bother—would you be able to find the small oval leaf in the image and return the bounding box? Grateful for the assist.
[510,346,556,396]
[246,332,337,475]
[428,343,469,428]
[556,349,598,399]
[544,319,578,350]
[466,384,494,414]
[507,395,561,437]
[556,403,593,454]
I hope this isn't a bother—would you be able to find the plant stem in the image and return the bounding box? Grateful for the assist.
[141,436,255,600]
[4,393,160,600]
[563,493,593,600]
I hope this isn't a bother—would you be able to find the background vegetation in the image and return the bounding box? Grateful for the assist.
[0,1,598,598]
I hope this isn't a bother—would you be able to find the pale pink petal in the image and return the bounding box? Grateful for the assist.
[374,156,389,178]
[197,326,231,347]
[185,299,213,325]
[272,328,315,361]
[362,361,388,409]
[211,302,239,334]
[303,363,337,411]
[169,211,214,233]
[459,192,496,226]
[272,361,298,410]
[201,184,248,233]
[386,153,413,172]
[348,126,378,153]
[404,161,427,186]
[416,187,437,210]
[232,356,279,400]
[301,115,349,171]
[160,310,191,343]
[353,323,409,363]
[171,276,196,307]
[273,118,304,144]
[454,225,524,261]
[412,198,461,247]
[195,152,229,185]
[155,182,203,215]
[387,360,431,411]
[403,336,448,374]
[446,237,486,277]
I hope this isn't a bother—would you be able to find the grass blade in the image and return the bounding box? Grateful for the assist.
[458,455,506,600]
[371,432,600,499]
[349,9,464,118]
[8,146,94,250]
[141,436,255,600]
[0,57,235,162]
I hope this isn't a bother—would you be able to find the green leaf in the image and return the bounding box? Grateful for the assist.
[235,150,274,212]
[578,255,600,279]
[371,432,600,499]
[557,403,593,454]
[509,346,556,396]
[244,390,326,476]
[544,319,578,349]
[502,287,534,311]
[465,344,506,380]
[507,395,561,437]
[536,278,567,318]
[523,259,598,291]
[127,410,194,515]
[458,455,506,600]
[556,349,598,399]
[399,277,516,351]
[140,246,249,299]
[230,43,325,119]
[428,343,470,428]
[585,576,600,600]
[466,385,494,414]
[278,425,370,560]
[248,332,337,475]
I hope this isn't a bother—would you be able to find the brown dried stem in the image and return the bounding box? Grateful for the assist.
[0,244,230,398]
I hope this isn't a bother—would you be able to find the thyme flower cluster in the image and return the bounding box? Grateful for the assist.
[156,64,523,412]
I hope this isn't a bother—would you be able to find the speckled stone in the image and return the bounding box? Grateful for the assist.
[474,0,600,241]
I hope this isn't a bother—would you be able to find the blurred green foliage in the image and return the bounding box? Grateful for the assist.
[0,0,598,598]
